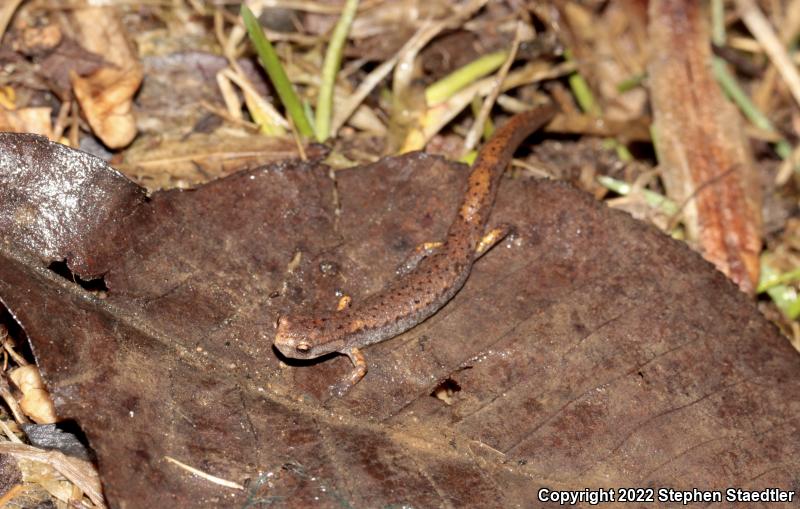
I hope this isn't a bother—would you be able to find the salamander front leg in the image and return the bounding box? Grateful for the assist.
[336,295,352,311]
[344,347,367,384]
[331,347,368,396]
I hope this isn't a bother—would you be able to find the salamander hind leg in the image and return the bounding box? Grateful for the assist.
[331,347,368,396]
[396,241,444,276]
[475,223,514,258]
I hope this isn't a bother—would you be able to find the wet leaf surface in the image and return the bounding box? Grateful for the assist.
[0,133,799,507]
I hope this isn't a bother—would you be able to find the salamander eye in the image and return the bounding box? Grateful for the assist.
[296,342,311,353]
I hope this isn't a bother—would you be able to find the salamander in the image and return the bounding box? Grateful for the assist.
[274,104,555,392]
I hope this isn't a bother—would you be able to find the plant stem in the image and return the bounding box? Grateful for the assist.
[316,0,359,141]
[241,5,314,138]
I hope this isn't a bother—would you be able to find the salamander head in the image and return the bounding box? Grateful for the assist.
[274,315,341,359]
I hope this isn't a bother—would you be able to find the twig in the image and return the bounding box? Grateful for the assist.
[0,484,24,508]
[462,23,523,154]
[164,456,244,490]
[221,68,288,133]
[199,100,260,132]
[51,100,72,142]
[776,142,800,185]
[736,0,800,109]
[0,417,23,442]
[0,0,22,44]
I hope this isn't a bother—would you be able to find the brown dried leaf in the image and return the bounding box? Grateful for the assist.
[8,366,56,425]
[0,106,52,139]
[18,23,62,55]
[69,7,136,71]
[0,133,798,507]
[68,6,142,148]
[36,38,106,100]
[71,65,142,150]
[648,0,762,294]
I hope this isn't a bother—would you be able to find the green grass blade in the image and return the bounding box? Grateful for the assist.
[425,50,508,106]
[760,257,800,319]
[616,73,646,93]
[712,56,792,159]
[241,5,314,138]
[316,0,359,141]
[597,175,679,216]
[711,0,726,46]
[564,50,599,116]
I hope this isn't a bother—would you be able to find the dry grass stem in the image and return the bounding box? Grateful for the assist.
[164,456,244,490]
[737,0,800,109]
[462,22,524,154]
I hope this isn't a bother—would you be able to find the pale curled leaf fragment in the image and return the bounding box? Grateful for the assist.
[392,0,489,96]
[0,107,54,140]
[68,6,142,148]
[71,66,142,149]
[8,365,57,425]
[19,22,62,54]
